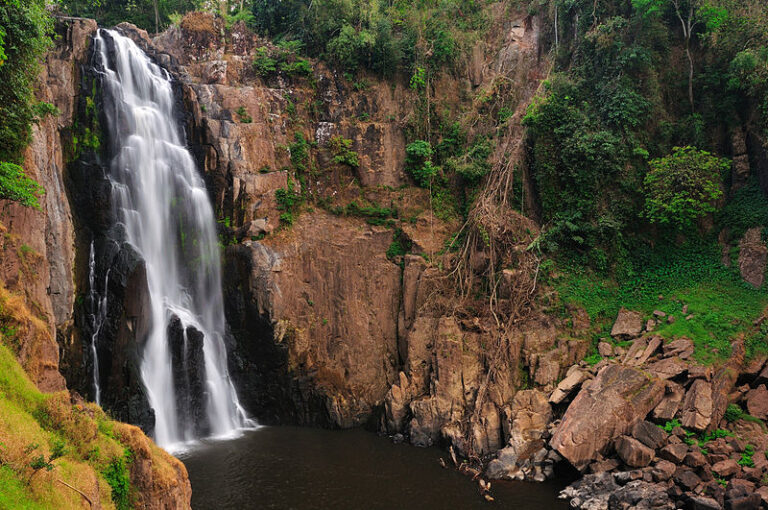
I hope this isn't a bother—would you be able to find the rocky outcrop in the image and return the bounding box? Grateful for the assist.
[550,364,665,470]
[738,227,767,287]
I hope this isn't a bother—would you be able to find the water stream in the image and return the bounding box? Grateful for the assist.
[94,28,251,449]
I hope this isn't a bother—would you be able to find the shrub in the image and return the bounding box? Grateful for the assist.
[405,140,437,187]
[643,146,729,228]
[328,136,359,168]
[725,403,744,423]
[0,162,44,209]
[104,451,133,510]
[252,47,277,76]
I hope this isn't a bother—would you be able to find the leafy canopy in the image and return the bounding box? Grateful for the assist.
[643,146,728,227]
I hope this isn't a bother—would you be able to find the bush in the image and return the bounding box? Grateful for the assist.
[0,162,44,209]
[328,136,359,168]
[104,451,133,510]
[725,403,744,423]
[405,140,438,187]
[643,146,729,228]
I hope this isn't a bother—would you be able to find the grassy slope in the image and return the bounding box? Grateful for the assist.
[550,242,768,364]
[0,282,135,509]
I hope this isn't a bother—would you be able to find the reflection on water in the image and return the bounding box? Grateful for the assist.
[178,426,569,510]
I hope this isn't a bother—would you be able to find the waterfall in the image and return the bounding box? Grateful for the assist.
[87,241,108,405]
[93,28,252,449]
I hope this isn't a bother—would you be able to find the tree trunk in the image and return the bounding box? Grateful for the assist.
[153,0,159,34]
[685,43,694,113]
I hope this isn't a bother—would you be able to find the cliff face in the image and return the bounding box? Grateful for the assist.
[0,18,191,508]
[129,9,584,459]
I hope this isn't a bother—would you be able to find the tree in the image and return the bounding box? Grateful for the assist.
[632,0,726,112]
[643,146,729,228]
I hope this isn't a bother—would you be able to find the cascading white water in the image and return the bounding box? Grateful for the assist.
[87,241,109,405]
[94,28,251,449]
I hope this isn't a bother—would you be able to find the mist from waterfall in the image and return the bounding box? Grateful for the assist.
[93,28,252,449]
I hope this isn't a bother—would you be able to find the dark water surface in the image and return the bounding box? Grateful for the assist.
[179,427,569,510]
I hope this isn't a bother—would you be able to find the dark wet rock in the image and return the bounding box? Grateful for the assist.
[559,472,619,510]
[607,480,674,510]
[632,420,668,450]
[168,316,209,436]
[674,468,702,491]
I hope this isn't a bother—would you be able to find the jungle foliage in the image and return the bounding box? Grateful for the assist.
[523,0,768,274]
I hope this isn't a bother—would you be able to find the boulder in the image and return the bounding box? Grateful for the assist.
[680,379,713,431]
[611,308,644,339]
[647,357,689,380]
[558,472,619,510]
[549,369,587,404]
[550,365,665,470]
[674,468,702,491]
[686,496,722,510]
[712,459,740,478]
[662,337,695,359]
[607,480,673,510]
[745,385,768,420]
[632,420,668,450]
[738,227,767,287]
[615,436,655,467]
[629,336,663,366]
[650,460,677,482]
[659,443,689,464]
[653,381,685,421]
[598,341,613,357]
[683,451,708,468]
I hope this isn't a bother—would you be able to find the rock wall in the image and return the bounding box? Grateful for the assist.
[139,10,569,461]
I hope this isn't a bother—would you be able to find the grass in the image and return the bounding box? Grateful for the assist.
[0,282,185,509]
[551,242,768,363]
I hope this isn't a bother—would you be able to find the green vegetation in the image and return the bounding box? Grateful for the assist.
[523,0,768,270]
[251,0,484,77]
[643,147,729,228]
[738,444,756,468]
[235,106,252,123]
[252,42,313,79]
[60,0,198,32]
[104,451,133,510]
[0,0,52,207]
[328,136,359,168]
[725,403,744,423]
[0,163,44,209]
[551,241,768,362]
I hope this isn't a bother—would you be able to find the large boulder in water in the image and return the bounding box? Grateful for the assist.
[550,364,665,470]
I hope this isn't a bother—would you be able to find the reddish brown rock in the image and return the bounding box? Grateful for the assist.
[659,443,689,463]
[680,379,714,431]
[653,381,685,421]
[739,227,767,287]
[611,308,644,339]
[745,385,768,420]
[615,436,655,467]
[662,337,694,359]
[651,460,677,482]
[550,365,665,470]
[631,420,667,450]
[647,358,689,380]
[712,459,740,478]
